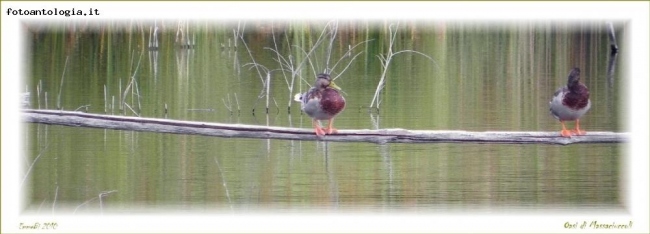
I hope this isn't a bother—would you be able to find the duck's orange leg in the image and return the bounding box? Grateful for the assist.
[322,118,338,134]
[313,119,326,136]
[560,121,572,138]
[571,119,586,136]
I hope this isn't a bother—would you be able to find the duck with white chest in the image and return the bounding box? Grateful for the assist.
[549,67,591,137]
[294,73,346,136]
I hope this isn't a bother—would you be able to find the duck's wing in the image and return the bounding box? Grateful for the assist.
[552,86,567,98]
[549,86,568,119]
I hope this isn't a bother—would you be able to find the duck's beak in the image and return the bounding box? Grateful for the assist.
[329,81,342,91]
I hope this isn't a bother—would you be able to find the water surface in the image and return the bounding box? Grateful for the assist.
[23,20,626,213]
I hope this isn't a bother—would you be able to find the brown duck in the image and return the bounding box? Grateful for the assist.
[294,73,346,136]
[549,67,591,137]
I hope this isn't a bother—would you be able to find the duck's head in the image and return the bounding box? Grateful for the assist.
[567,67,581,88]
[315,73,342,90]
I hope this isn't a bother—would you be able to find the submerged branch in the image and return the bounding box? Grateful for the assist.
[23,109,628,145]
[606,21,618,55]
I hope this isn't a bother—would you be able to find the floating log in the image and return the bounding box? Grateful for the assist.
[22,109,628,145]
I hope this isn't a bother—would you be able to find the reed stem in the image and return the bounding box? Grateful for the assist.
[56,56,69,110]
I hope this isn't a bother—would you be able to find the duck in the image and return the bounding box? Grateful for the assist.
[294,73,346,136]
[549,67,591,137]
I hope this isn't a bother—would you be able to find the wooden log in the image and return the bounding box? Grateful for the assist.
[22,109,628,145]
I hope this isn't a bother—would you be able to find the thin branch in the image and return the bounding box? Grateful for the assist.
[56,56,69,110]
[234,93,240,114]
[123,103,139,117]
[270,23,288,84]
[214,157,233,210]
[331,51,365,81]
[52,185,59,214]
[291,22,331,78]
[369,23,437,109]
[222,94,233,114]
[324,20,339,71]
[21,141,50,188]
[73,190,117,214]
[392,49,439,70]
[330,39,375,80]
[238,22,266,84]
[74,105,90,112]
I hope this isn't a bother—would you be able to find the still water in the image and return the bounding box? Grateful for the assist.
[23,20,625,213]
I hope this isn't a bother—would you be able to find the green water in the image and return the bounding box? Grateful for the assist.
[23,20,625,213]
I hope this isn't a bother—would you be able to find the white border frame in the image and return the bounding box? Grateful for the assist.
[2,1,648,233]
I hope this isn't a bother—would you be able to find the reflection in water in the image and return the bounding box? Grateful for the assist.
[213,157,233,211]
[323,142,340,209]
[175,48,192,83]
[148,23,160,85]
[379,144,393,210]
[607,51,618,88]
[23,20,625,213]
[370,112,380,130]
